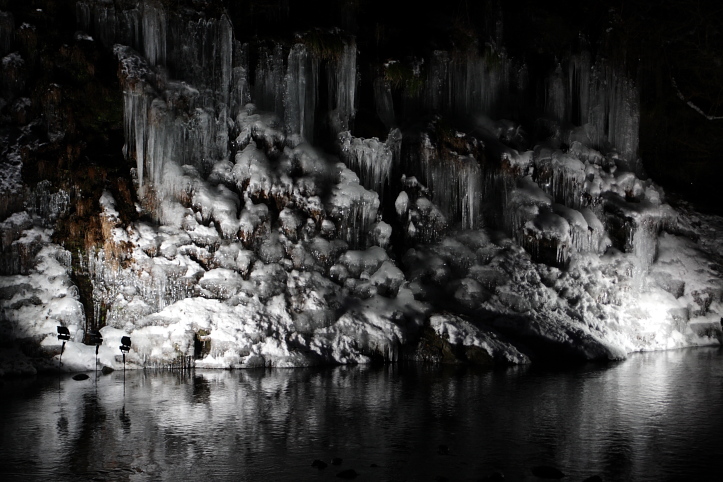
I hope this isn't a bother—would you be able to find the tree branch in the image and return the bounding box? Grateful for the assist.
[672,76,723,120]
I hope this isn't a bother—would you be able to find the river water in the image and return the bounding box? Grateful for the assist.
[1,347,722,481]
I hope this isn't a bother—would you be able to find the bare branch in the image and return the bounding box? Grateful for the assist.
[672,77,723,120]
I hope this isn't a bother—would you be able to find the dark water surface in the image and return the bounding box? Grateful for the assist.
[1,347,722,481]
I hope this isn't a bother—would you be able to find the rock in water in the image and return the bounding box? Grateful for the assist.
[72,373,89,381]
[531,465,566,479]
[481,471,505,481]
[311,459,327,469]
[336,469,358,479]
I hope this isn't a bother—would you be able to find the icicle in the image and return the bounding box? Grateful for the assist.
[328,39,357,134]
[231,41,250,118]
[254,42,286,120]
[373,77,395,129]
[408,133,483,229]
[284,43,318,142]
[145,98,172,188]
[75,2,90,32]
[141,2,166,67]
[447,49,511,119]
[533,149,587,209]
[567,51,591,125]
[423,51,448,113]
[586,60,640,170]
[337,131,394,197]
[545,64,566,122]
[26,180,70,222]
[91,1,117,48]
[124,91,149,188]
[327,164,380,249]
[118,7,143,49]
[580,207,606,254]
[502,176,551,242]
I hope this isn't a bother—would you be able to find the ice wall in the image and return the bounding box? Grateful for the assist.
[10,0,704,371]
[373,45,639,174]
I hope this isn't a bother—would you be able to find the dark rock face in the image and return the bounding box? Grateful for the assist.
[413,326,494,366]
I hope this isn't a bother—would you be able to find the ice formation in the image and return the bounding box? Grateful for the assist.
[337,129,399,197]
[0,0,721,374]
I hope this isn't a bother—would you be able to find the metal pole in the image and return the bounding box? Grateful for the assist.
[59,341,66,367]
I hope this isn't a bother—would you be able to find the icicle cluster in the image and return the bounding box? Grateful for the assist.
[327,164,381,249]
[115,46,228,198]
[337,129,399,197]
[402,132,483,230]
[379,47,515,126]
[545,53,641,172]
[26,180,70,224]
[394,176,448,245]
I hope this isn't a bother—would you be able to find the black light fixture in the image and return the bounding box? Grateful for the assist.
[119,336,131,371]
[88,329,103,373]
[57,326,70,367]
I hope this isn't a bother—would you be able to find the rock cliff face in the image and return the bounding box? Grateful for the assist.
[0,0,721,374]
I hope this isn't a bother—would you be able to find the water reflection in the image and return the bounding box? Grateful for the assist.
[0,348,722,481]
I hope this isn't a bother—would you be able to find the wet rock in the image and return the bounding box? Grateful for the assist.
[72,373,89,381]
[531,465,565,479]
[243,354,266,368]
[311,459,327,469]
[650,271,685,298]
